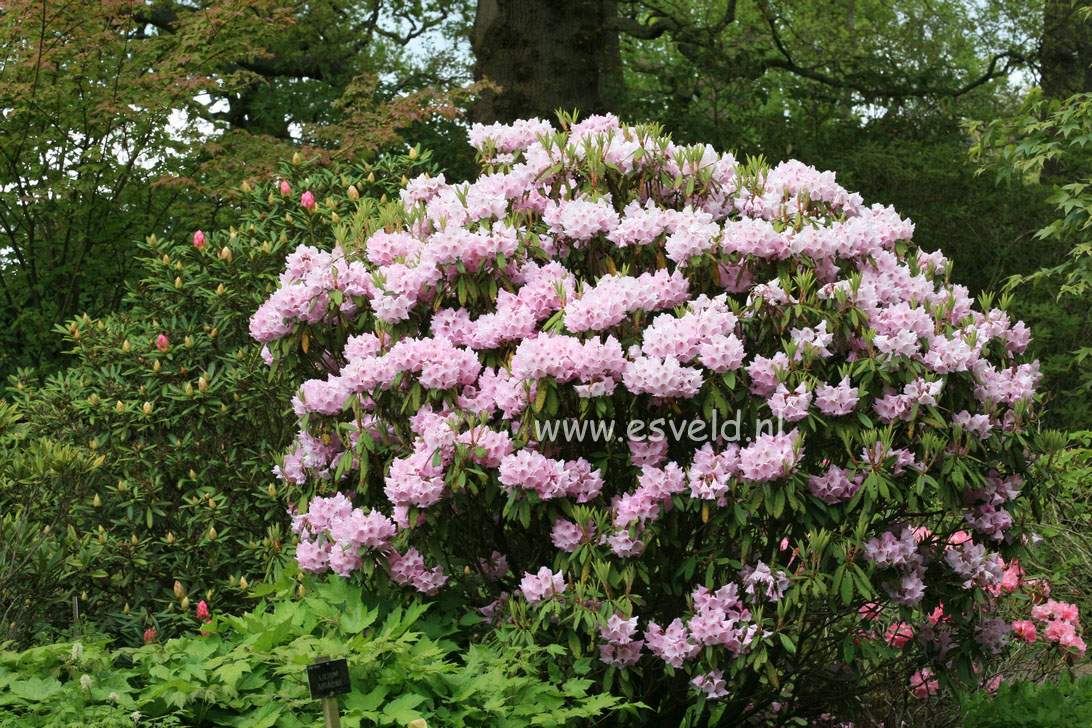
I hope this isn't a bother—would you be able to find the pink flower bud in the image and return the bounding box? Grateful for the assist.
[301,191,316,210]
[193,230,206,249]
[156,334,169,352]
[196,600,210,620]
[143,627,156,644]
[280,180,291,196]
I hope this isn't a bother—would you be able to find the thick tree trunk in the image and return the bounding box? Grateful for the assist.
[1041,0,1092,98]
[470,0,623,124]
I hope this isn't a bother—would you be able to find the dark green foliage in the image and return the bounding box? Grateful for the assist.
[1,151,432,647]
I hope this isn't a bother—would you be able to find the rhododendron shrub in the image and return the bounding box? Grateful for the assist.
[255,115,1076,724]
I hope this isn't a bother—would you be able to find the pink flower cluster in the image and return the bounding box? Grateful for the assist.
[290,493,405,580]
[519,567,566,605]
[1028,599,1086,657]
[598,614,644,667]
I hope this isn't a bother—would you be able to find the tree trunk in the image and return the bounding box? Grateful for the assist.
[470,0,623,124]
[1041,0,1092,99]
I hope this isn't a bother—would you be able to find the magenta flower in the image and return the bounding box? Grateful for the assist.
[156,334,169,352]
[301,191,316,210]
[196,600,210,620]
[279,180,291,196]
[193,230,206,249]
[142,627,157,644]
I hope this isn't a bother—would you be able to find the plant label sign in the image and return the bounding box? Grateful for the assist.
[306,657,350,699]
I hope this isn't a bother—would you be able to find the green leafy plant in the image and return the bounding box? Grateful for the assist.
[0,576,624,727]
[962,673,1092,728]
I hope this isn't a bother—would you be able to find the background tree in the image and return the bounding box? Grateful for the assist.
[0,0,469,376]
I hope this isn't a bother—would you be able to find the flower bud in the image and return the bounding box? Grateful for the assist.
[267,484,277,497]
[261,241,271,253]
[149,233,157,246]
[241,180,251,193]
[215,283,224,296]
[167,532,175,545]
[142,401,153,415]
[301,191,316,210]
[210,327,218,339]
[184,383,194,397]
[190,469,197,479]
[408,146,419,160]
[239,577,248,590]
[407,720,427,728]
[161,254,170,265]
[208,526,217,541]
[347,184,359,201]
[153,359,161,373]
[88,394,100,406]
[131,534,138,546]
[229,575,237,586]
[174,580,185,598]
[184,335,193,348]
[97,533,106,544]
[219,246,232,262]
[380,193,387,203]
[193,230,206,250]
[400,175,408,186]
[196,600,210,620]
[367,171,375,183]
[280,179,291,196]
[291,152,301,165]
[122,340,131,353]
[174,276,182,288]
[156,334,169,352]
[92,494,102,507]
[117,480,127,492]
[143,627,156,644]
[123,603,130,615]
[220,403,227,413]
[89,440,98,450]
[115,400,125,413]
[330,212,340,223]
[180,596,190,612]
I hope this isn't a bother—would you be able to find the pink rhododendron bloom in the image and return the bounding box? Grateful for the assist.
[280,180,291,196]
[520,567,565,605]
[910,669,939,699]
[156,334,169,352]
[142,627,156,644]
[1012,620,1037,643]
[193,229,206,249]
[691,671,729,700]
[301,191,316,210]
[196,600,210,620]
[884,622,913,648]
[598,614,644,667]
